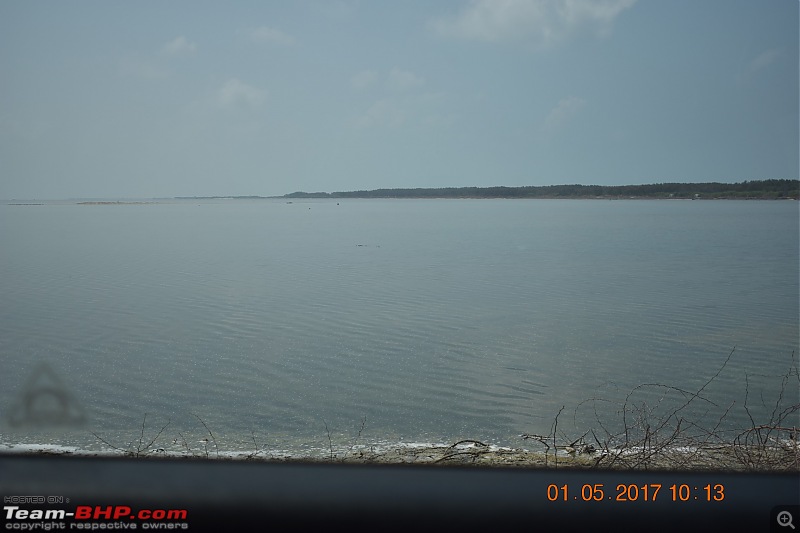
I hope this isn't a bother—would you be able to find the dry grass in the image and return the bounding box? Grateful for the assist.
[519,348,799,471]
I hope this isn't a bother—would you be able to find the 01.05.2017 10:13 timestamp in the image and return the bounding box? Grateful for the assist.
[546,483,725,503]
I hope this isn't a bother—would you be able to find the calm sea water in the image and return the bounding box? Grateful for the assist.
[0,199,798,455]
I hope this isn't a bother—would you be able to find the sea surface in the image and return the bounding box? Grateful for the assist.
[0,199,798,457]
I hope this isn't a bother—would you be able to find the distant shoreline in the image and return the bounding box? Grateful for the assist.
[76,201,156,205]
[174,179,799,201]
[278,179,799,200]
[6,179,797,204]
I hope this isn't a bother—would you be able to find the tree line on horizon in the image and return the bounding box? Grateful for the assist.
[282,179,799,200]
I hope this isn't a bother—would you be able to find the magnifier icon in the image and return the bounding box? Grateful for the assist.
[778,511,796,529]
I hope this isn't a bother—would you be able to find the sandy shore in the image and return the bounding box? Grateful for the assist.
[3,439,797,471]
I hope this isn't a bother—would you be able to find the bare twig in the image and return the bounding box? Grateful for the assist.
[346,416,367,459]
[91,432,128,454]
[245,431,263,460]
[193,414,218,458]
[177,432,193,455]
[91,414,170,458]
[434,440,489,464]
[522,347,799,471]
[323,419,335,460]
[553,406,564,467]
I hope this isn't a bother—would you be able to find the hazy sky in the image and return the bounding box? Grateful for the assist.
[1,1,797,199]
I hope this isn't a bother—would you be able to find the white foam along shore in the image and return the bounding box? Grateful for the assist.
[0,438,581,467]
[0,439,512,460]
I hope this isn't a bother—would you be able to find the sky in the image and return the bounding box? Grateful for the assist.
[1,0,797,199]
